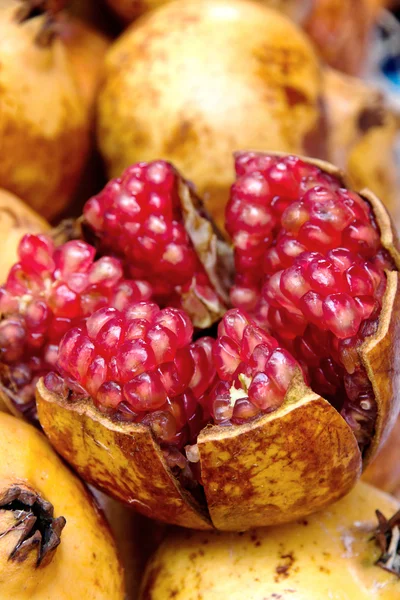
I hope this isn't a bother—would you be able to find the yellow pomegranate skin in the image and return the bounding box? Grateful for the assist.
[0,189,49,284]
[363,417,400,499]
[0,411,125,599]
[324,68,399,219]
[140,482,400,600]
[0,0,90,220]
[97,0,323,230]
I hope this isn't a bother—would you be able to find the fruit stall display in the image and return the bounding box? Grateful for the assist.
[0,0,399,599]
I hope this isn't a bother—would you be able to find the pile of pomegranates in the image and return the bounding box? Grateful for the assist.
[0,0,399,598]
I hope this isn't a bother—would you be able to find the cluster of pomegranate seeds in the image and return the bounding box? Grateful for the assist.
[207,309,298,425]
[83,160,224,323]
[0,234,152,418]
[45,302,216,470]
[227,152,395,450]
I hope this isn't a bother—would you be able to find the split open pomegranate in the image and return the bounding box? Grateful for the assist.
[33,154,400,531]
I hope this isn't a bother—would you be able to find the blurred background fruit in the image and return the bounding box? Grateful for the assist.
[324,68,399,218]
[97,0,323,230]
[363,417,400,499]
[140,482,400,599]
[94,492,166,600]
[0,189,49,284]
[302,0,389,75]
[58,14,110,115]
[0,0,90,221]
[104,0,391,76]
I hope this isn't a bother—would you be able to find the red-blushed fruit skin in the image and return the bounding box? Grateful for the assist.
[36,154,400,531]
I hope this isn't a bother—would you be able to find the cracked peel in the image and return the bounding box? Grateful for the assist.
[36,379,212,530]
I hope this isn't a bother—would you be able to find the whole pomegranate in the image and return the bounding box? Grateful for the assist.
[36,154,400,531]
[58,13,110,116]
[324,68,399,220]
[139,482,400,599]
[105,0,169,21]
[0,0,90,220]
[104,0,383,75]
[0,411,124,599]
[305,0,392,75]
[0,189,49,284]
[97,0,323,230]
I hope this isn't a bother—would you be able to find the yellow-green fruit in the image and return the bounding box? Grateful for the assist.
[140,482,400,600]
[97,0,322,229]
[0,0,90,220]
[0,412,125,599]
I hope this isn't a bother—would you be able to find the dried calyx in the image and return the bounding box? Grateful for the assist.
[0,485,65,567]
[15,0,66,45]
[374,509,400,577]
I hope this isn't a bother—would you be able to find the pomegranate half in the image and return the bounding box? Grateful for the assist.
[139,481,400,599]
[35,153,400,531]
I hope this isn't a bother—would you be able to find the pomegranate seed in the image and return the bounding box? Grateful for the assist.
[227,152,394,452]
[47,302,215,458]
[83,160,225,322]
[0,234,153,418]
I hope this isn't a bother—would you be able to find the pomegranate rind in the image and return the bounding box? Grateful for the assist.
[36,378,212,530]
[177,177,233,327]
[358,189,400,464]
[197,372,361,531]
[254,153,400,465]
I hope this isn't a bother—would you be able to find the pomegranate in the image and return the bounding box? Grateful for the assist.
[0,189,49,285]
[103,0,383,75]
[0,0,90,220]
[0,234,152,420]
[363,416,400,497]
[302,0,384,75]
[97,0,323,231]
[82,159,232,327]
[58,13,110,117]
[139,482,400,599]
[324,68,399,220]
[0,411,124,599]
[105,0,169,21]
[36,154,400,531]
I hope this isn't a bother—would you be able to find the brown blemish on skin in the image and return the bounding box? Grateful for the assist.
[358,106,385,133]
[283,86,309,107]
[319,565,331,574]
[164,120,199,156]
[274,552,296,582]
